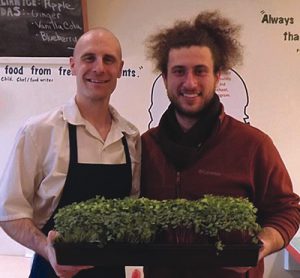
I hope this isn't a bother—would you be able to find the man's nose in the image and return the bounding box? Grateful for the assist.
[183,72,197,89]
[93,58,105,73]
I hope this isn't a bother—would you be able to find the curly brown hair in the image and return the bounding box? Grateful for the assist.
[145,10,243,75]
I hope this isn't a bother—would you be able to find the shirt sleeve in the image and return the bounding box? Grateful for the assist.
[0,124,42,221]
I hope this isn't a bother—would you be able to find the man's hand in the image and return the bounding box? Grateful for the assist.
[47,230,93,278]
[257,227,284,260]
[223,226,284,274]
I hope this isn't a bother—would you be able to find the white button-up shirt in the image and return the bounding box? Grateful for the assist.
[0,97,141,229]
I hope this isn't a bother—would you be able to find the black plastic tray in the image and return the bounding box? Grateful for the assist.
[54,242,262,267]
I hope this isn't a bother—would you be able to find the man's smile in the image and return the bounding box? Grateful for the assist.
[180,92,201,98]
[86,78,109,84]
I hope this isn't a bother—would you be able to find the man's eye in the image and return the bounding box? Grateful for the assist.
[103,56,116,64]
[172,68,185,75]
[195,67,207,76]
[195,70,204,75]
[82,55,95,62]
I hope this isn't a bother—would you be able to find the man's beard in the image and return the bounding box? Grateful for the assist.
[167,89,216,119]
[172,102,203,118]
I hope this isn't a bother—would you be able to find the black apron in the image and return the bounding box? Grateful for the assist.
[29,123,132,278]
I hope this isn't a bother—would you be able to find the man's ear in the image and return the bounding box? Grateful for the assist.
[118,60,124,78]
[215,71,221,85]
[69,57,76,75]
[162,73,168,89]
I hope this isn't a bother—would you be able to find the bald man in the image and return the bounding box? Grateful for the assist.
[0,28,141,277]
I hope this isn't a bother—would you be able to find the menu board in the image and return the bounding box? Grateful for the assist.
[0,0,87,57]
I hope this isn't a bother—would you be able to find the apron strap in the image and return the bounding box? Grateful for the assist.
[121,133,131,165]
[68,124,78,164]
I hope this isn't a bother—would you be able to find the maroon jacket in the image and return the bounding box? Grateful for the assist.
[141,111,300,278]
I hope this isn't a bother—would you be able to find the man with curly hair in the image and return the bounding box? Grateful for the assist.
[141,11,300,278]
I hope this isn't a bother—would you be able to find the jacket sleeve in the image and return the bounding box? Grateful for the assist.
[251,134,300,246]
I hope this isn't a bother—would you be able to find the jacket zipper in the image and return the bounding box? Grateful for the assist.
[176,171,181,197]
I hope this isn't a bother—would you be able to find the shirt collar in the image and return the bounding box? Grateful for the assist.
[62,96,138,136]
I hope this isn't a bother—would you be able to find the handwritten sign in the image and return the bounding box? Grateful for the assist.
[0,0,86,57]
